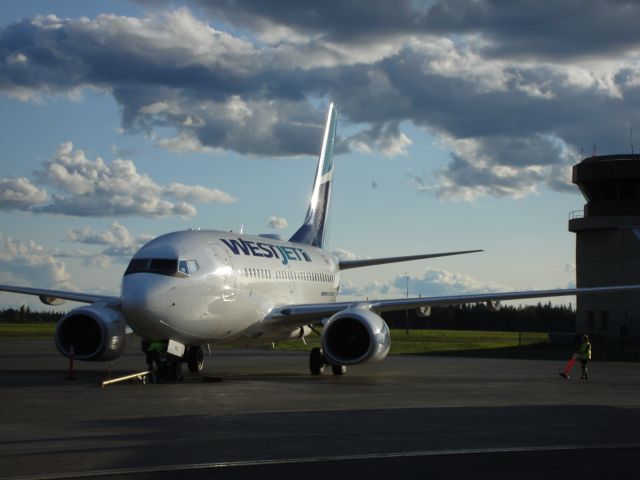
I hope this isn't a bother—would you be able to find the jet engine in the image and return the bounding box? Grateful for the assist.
[321,308,391,366]
[55,305,126,361]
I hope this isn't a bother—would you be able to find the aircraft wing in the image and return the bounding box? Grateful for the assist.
[265,284,640,329]
[338,250,483,270]
[0,284,120,307]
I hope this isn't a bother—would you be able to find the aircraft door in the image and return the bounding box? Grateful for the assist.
[210,243,236,301]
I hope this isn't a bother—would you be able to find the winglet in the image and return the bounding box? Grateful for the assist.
[289,102,338,248]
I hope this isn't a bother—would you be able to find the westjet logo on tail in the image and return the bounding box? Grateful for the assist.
[221,238,312,265]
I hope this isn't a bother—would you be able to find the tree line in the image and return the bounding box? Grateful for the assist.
[1,302,575,333]
[0,306,64,323]
[383,302,576,333]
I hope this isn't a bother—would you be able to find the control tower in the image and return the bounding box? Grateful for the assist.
[569,154,640,347]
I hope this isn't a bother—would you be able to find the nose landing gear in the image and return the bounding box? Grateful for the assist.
[141,339,183,383]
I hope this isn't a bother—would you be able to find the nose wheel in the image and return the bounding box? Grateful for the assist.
[142,341,183,383]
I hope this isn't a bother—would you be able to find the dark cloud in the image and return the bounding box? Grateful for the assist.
[192,0,426,42]
[1,3,639,201]
[194,0,640,59]
[424,0,640,59]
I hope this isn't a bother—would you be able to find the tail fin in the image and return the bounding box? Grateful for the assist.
[289,102,337,248]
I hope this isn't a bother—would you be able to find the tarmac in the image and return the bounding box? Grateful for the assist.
[1,337,640,479]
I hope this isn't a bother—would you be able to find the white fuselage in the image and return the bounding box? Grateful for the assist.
[121,230,340,345]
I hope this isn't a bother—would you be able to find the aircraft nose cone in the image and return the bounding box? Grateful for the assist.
[121,275,173,333]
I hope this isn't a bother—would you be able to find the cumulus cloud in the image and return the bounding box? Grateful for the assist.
[0,177,49,210]
[424,134,579,200]
[165,183,235,204]
[338,267,511,301]
[0,233,76,290]
[348,122,412,156]
[2,2,640,200]
[267,216,288,229]
[397,269,510,297]
[0,142,235,217]
[66,222,154,258]
[338,279,391,299]
[330,248,361,261]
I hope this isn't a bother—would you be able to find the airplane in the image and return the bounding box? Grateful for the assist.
[2,102,640,378]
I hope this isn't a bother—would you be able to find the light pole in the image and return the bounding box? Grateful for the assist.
[405,273,409,335]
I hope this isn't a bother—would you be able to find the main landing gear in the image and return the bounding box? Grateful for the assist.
[186,346,204,373]
[309,347,346,376]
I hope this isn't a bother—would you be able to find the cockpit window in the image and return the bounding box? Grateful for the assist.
[187,260,199,274]
[150,259,178,272]
[178,259,200,276]
[178,260,189,275]
[125,258,150,274]
[125,258,178,277]
[125,258,200,277]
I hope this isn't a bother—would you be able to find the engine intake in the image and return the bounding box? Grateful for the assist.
[321,308,390,366]
[55,305,126,361]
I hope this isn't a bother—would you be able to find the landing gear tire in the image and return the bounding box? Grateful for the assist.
[309,347,326,375]
[331,364,347,376]
[187,346,204,373]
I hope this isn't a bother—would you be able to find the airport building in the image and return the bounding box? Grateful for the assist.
[569,154,640,347]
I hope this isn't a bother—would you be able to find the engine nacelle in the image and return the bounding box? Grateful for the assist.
[321,308,391,366]
[55,305,126,361]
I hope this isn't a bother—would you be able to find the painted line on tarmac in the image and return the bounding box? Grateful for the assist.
[6,443,640,480]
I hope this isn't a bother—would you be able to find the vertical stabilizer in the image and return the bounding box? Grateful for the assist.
[289,102,337,248]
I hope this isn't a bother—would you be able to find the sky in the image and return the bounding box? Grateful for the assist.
[1,0,639,310]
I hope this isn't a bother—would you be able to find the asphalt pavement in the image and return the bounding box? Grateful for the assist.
[1,338,639,479]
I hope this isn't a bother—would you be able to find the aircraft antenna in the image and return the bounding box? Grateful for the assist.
[240,224,244,234]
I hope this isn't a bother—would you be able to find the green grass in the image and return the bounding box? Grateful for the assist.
[392,329,549,354]
[273,329,551,356]
[0,323,56,337]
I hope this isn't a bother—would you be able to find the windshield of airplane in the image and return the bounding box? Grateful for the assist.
[124,258,199,277]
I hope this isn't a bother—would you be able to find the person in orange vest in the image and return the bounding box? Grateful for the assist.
[559,334,592,380]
